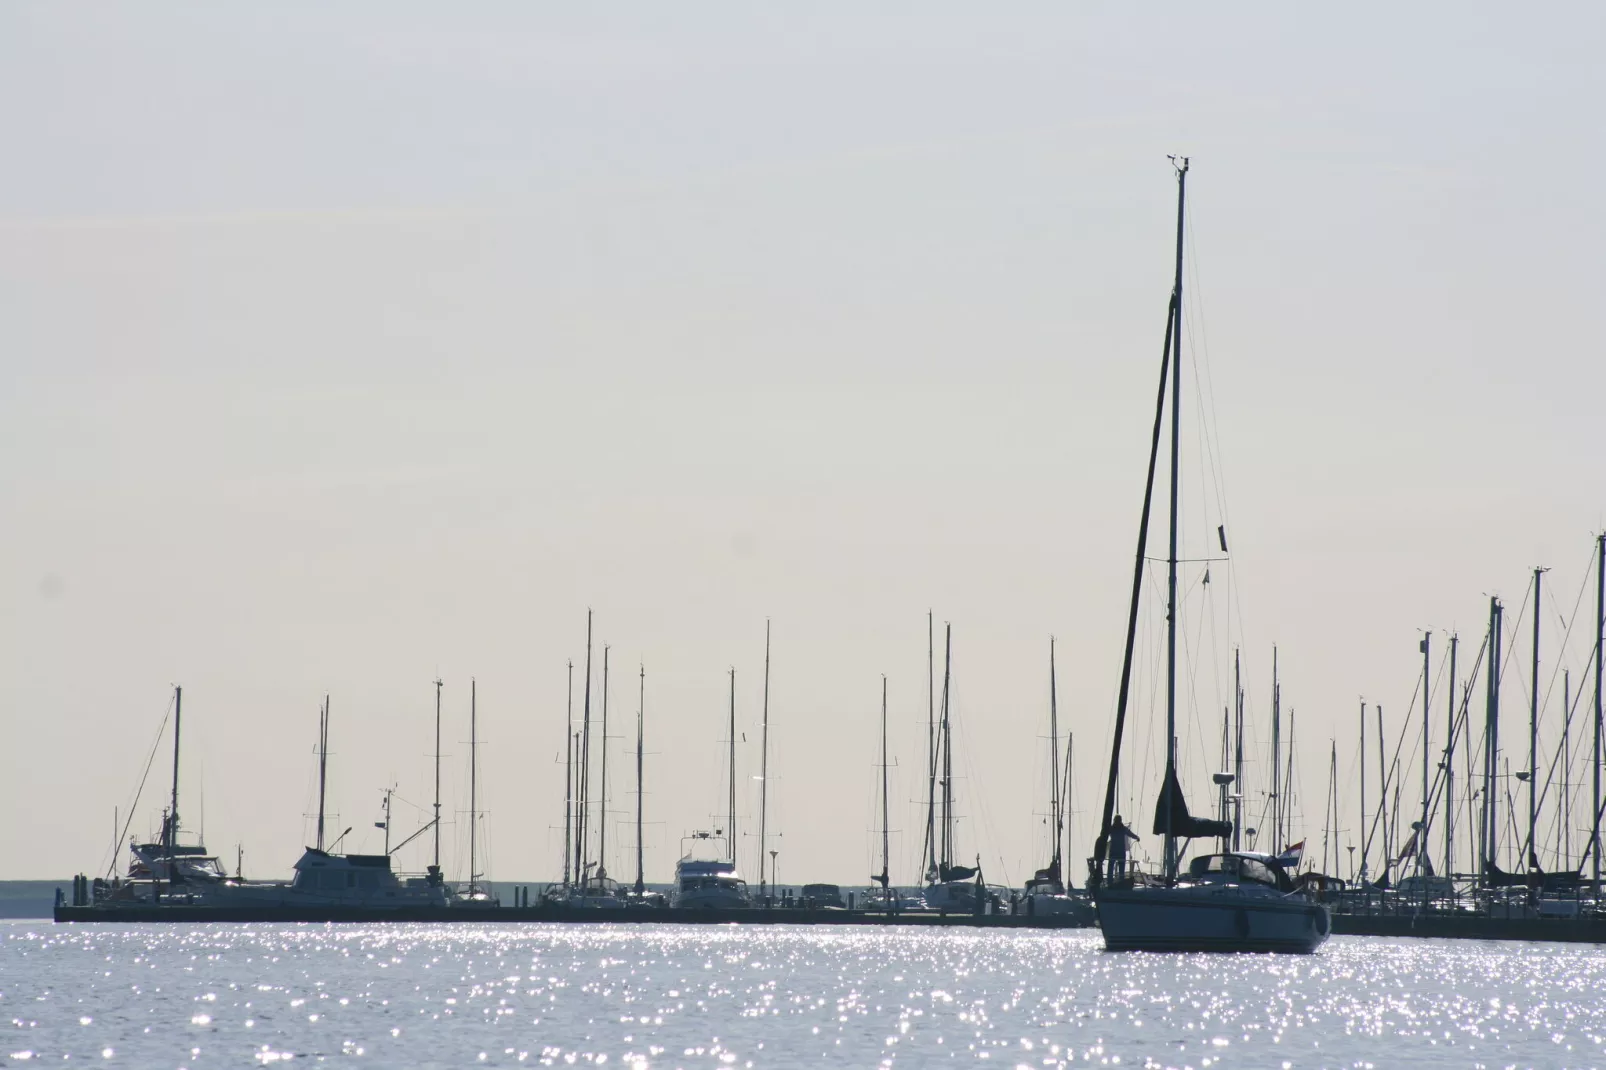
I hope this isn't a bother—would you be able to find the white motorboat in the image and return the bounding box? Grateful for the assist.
[672,832,750,909]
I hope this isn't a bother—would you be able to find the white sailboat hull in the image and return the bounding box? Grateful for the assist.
[1096,884,1330,953]
[1025,892,1096,923]
[922,880,981,913]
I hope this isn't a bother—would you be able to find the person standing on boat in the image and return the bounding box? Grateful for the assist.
[1107,816,1136,880]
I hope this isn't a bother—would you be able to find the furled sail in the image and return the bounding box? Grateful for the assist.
[938,862,977,882]
[1151,763,1231,840]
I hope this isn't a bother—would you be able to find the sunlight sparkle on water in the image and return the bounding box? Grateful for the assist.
[2,922,1605,1068]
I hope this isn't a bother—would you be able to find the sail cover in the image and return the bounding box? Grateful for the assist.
[938,862,978,882]
[1151,763,1231,839]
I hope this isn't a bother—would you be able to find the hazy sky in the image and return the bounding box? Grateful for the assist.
[2,4,1603,886]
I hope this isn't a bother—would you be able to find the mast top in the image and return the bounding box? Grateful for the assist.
[1169,154,1190,175]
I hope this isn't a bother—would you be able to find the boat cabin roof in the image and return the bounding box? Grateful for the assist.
[1186,852,1293,892]
[295,848,394,871]
[133,842,216,858]
[677,859,739,878]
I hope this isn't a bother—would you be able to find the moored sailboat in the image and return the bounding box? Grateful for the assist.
[1023,640,1094,922]
[921,621,985,912]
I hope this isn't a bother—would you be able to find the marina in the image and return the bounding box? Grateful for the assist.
[10,8,1606,1070]
[50,163,1606,951]
[46,161,1606,951]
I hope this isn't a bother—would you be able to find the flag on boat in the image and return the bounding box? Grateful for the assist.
[1276,840,1304,868]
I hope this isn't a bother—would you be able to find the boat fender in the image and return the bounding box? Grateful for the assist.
[1234,907,1250,938]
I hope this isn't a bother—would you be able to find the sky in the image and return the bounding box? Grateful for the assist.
[1,4,1603,886]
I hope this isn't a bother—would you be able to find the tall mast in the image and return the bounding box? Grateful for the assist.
[598,645,611,879]
[433,679,443,877]
[469,678,478,895]
[579,611,593,879]
[1324,741,1337,874]
[925,611,936,880]
[635,663,645,896]
[1049,636,1061,874]
[1483,597,1503,882]
[877,675,890,894]
[1286,707,1297,859]
[1359,701,1367,881]
[1420,631,1431,876]
[168,685,182,855]
[1445,635,1458,878]
[1233,650,1244,851]
[940,623,954,872]
[562,662,572,888]
[1595,533,1604,894]
[166,685,183,885]
[759,620,772,898]
[1376,706,1387,881]
[316,695,329,852]
[1162,154,1188,882]
[1529,568,1543,872]
[727,667,737,867]
[1063,733,1075,882]
[1330,739,1340,874]
[1218,703,1230,834]
[1271,648,1281,853]
[1563,669,1571,870]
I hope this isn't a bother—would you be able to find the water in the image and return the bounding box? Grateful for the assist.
[4,921,1605,1069]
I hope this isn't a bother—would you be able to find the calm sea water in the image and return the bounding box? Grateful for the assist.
[3,920,1604,1069]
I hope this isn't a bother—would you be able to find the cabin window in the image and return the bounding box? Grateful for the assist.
[1188,856,1238,877]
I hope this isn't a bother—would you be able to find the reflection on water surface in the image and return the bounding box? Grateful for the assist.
[3,922,1603,1068]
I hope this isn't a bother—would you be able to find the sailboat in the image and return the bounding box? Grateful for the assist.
[921,622,986,912]
[546,616,628,909]
[623,662,667,907]
[865,677,903,913]
[451,680,499,907]
[123,687,228,889]
[1023,640,1095,922]
[1089,158,1329,953]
